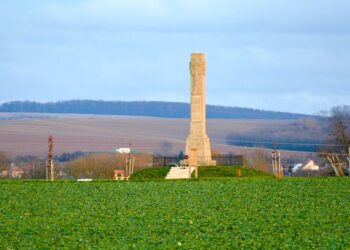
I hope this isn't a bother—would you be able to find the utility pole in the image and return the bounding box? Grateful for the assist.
[46,135,54,181]
[347,147,350,177]
[125,143,134,178]
[277,151,283,178]
[272,151,276,178]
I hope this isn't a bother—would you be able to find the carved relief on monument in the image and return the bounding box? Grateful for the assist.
[190,61,206,76]
[190,61,205,96]
[191,96,201,121]
[191,80,200,95]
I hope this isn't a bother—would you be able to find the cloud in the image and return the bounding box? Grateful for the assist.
[29,0,350,34]
[1,0,350,114]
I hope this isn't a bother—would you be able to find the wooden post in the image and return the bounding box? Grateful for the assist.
[277,151,282,178]
[347,147,350,177]
[46,135,54,181]
[272,150,283,179]
[50,161,54,181]
[45,163,49,181]
[278,152,280,178]
[272,151,276,178]
[125,158,129,177]
[130,158,134,176]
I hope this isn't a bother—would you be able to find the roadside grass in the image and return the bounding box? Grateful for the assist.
[129,165,269,180]
[194,165,270,178]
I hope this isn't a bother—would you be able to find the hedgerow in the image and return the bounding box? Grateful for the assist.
[193,165,270,178]
[129,167,170,180]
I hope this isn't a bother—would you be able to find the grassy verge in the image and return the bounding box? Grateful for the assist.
[129,167,170,180]
[193,165,270,178]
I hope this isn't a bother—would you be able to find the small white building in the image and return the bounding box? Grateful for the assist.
[292,160,319,173]
[116,148,131,154]
[302,160,320,171]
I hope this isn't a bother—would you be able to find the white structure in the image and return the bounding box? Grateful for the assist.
[292,160,319,173]
[302,160,320,171]
[166,166,195,179]
[116,148,131,154]
[77,179,93,182]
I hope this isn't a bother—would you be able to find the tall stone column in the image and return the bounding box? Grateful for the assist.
[185,53,216,166]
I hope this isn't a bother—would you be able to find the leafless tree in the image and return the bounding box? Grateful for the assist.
[0,151,10,172]
[320,106,350,176]
[245,149,271,173]
[328,106,350,154]
[65,153,153,179]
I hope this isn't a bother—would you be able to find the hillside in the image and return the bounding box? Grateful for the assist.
[0,113,324,157]
[0,100,309,120]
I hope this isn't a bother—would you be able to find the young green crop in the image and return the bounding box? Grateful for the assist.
[0,178,349,249]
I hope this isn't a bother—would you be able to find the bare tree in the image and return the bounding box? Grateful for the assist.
[65,153,154,179]
[246,149,271,173]
[321,106,350,176]
[0,151,10,172]
[328,106,350,154]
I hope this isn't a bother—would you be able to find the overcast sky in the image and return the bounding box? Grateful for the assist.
[1,0,350,114]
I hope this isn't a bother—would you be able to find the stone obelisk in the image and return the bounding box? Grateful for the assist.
[185,53,216,166]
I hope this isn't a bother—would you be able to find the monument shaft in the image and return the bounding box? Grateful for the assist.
[185,53,215,166]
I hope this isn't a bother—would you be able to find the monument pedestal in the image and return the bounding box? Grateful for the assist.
[185,135,216,166]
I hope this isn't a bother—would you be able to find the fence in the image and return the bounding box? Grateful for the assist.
[152,154,244,167]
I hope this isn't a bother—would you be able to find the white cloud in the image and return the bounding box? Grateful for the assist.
[28,0,350,33]
[1,0,350,113]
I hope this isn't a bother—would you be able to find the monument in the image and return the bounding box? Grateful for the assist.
[185,53,216,166]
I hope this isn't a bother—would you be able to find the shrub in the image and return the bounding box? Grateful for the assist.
[130,167,171,180]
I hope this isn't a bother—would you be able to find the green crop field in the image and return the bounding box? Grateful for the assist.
[1,178,350,249]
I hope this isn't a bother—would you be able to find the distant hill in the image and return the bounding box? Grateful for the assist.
[0,100,309,119]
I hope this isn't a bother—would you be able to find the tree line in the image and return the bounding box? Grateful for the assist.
[0,100,308,119]
[226,106,350,154]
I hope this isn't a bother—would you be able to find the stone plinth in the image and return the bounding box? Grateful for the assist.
[185,53,216,166]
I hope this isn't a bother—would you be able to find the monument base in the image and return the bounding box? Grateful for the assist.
[185,134,216,166]
[180,159,217,167]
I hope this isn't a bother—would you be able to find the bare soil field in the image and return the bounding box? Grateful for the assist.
[0,112,303,158]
